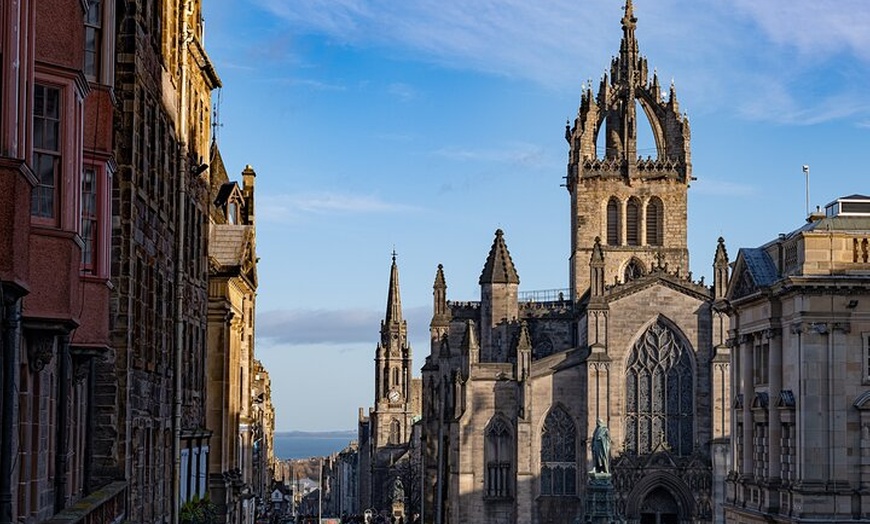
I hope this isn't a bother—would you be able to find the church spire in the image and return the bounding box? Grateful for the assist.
[479,229,520,285]
[385,250,403,325]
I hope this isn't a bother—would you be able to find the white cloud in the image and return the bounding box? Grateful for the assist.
[258,191,417,223]
[258,306,430,345]
[249,0,870,125]
[434,143,551,169]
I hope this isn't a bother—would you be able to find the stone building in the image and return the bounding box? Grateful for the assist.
[99,0,221,521]
[0,0,127,522]
[723,195,870,523]
[207,157,261,523]
[252,359,277,506]
[420,2,731,523]
[358,255,423,517]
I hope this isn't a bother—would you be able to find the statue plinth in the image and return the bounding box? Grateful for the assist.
[585,472,617,523]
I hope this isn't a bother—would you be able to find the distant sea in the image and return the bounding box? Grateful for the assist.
[273,430,356,460]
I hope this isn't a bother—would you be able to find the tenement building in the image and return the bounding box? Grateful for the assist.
[207,156,262,523]
[102,0,222,520]
[0,0,123,521]
[420,2,731,523]
[358,255,423,518]
[724,195,870,522]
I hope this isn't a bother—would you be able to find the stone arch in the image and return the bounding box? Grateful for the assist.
[389,418,401,445]
[624,472,696,522]
[539,404,578,496]
[623,257,646,282]
[606,197,621,246]
[645,196,664,246]
[485,414,513,498]
[623,315,696,456]
[635,91,667,159]
[626,197,641,246]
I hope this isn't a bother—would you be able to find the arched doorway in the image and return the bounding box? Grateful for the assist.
[639,487,679,524]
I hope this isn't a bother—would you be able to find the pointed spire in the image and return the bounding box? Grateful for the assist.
[479,229,520,285]
[431,264,449,327]
[618,0,640,78]
[713,237,730,299]
[516,321,532,380]
[385,251,403,324]
[462,320,479,366]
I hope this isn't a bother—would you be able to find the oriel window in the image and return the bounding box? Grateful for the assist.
[81,167,98,271]
[84,0,101,79]
[32,85,61,219]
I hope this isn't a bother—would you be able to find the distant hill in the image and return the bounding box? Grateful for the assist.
[273,430,357,460]
[274,430,356,439]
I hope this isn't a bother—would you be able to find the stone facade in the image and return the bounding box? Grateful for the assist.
[102,0,222,521]
[724,196,870,523]
[420,2,731,523]
[206,157,262,523]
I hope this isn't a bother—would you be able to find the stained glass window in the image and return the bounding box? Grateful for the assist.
[625,320,694,456]
[540,406,576,496]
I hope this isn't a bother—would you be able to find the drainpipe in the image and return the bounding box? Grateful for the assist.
[0,293,21,524]
[54,333,71,513]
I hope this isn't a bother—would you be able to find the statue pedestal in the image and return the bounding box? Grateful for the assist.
[585,472,618,524]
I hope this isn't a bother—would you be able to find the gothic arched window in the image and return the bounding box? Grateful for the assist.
[646,197,663,246]
[389,419,401,445]
[607,198,620,246]
[540,406,576,496]
[485,418,512,498]
[625,320,694,456]
[626,198,640,246]
[624,258,644,282]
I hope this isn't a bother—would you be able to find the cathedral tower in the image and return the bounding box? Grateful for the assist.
[566,0,692,299]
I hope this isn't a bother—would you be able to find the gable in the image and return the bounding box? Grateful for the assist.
[726,248,778,302]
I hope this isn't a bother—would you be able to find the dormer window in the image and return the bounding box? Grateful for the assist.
[228,201,238,224]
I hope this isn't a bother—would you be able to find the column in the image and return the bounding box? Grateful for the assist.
[741,334,754,478]
[767,329,782,482]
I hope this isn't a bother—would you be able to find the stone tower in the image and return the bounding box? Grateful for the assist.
[374,253,414,441]
[366,253,416,510]
[566,0,692,299]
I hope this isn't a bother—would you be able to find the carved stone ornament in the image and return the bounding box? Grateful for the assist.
[27,332,56,372]
[72,356,90,385]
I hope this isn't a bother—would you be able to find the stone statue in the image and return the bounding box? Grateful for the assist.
[590,419,611,474]
[391,476,405,503]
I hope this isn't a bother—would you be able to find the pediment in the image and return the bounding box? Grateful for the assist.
[727,248,779,302]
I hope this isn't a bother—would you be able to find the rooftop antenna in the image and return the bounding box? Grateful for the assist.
[802,164,810,217]
[211,87,223,146]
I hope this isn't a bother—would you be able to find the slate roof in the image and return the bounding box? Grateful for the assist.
[209,224,252,267]
[479,229,520,285]
[740,247,779,287]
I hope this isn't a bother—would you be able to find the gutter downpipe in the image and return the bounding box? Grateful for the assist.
[172,2,193,522]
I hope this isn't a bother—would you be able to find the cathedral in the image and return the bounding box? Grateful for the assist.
[419,1,731,522]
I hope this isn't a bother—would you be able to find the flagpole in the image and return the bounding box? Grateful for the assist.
[802,164,810,217]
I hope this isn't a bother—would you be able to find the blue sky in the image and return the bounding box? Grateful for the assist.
[202,0,870,431]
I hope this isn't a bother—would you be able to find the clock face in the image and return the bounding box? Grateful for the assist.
[388,389,401,402]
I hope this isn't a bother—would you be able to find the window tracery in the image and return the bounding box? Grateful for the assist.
[625,320,694,456]
[485,418,512,498]
[540,406,576,496]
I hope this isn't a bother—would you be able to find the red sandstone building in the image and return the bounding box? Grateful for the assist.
[0,0,124,522]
